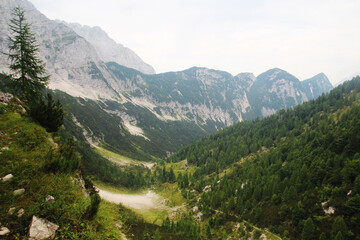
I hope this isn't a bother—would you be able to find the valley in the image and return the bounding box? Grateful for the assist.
[0,0,359,239]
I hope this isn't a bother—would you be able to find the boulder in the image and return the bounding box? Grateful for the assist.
[13,188,25,196]
[2,174,13,182]
[0,227,10,236]
[28,216,59,240]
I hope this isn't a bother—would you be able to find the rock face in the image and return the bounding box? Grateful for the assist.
[28,216,59,240]
[64,22,155,75]
[302,73,333,99]
[0,0,152,99]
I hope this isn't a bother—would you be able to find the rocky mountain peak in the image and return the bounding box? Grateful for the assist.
[64,22,155,75]
[302,72,333,99]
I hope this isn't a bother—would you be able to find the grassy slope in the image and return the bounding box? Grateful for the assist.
[0,103,123,239]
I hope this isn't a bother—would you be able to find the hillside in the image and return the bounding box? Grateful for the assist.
[0,0,334,165]
[166,77,360,239]
[0,94,130,239]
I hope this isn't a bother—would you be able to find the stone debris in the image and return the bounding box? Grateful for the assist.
[321,201,335,215]
[13,188,25,196]
[192,206,199,212]
[348,190,352,196]
[45,195,55,203]
[17,208,25,218]
[190,189,198,194]
[2,173,13,182]
[203,185,211,192]
[0,227,10,236]
[194,212,203,221]
[28,216,59,240]
[8,207,16,215]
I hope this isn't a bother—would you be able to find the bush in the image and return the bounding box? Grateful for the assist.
[28,93,64,132]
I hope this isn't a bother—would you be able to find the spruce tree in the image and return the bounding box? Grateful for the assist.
[302,217,316,240]
[5,6,49,101]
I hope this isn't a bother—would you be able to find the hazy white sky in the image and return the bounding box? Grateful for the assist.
[29,0,360,84]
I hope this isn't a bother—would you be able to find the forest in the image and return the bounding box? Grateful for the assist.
[165,77,360,239]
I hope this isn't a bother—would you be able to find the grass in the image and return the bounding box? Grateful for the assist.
[93,180,147,195]
[155,182,186,207]
[95,146,155,168]
[0,106,125,239]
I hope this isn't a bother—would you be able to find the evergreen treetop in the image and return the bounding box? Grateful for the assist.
[5,6,49,101]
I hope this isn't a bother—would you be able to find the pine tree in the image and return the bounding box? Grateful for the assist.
[5,6,49,101]
[302,217,316,240]
[331,216,348,238]
[153,228,161,240]
[334,231,344,240]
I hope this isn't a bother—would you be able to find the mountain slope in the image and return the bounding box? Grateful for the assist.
[167,77,360,239]
[0,94,125,239]
[0,0,153,100]
[0,0,333,162]
[302,73,333,99]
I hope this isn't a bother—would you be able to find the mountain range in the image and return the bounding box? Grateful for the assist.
[0,0,333,159]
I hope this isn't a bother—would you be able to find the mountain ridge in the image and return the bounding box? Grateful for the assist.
[0,0,333,160]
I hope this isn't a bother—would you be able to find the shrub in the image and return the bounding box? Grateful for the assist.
[28,93,64,132]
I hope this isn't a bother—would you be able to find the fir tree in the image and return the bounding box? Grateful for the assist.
[5,6,49,101]
[302,217,316,240]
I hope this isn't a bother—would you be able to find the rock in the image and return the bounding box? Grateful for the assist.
[13,188,25,196]
[2,174,13,182]
[203,185,211,192]
[1,146,9,152]
[45,195,55,203]
[348,190,352,196]
[17,208,25,218]
[0,227,10,236]
[0,92,14,104]
[28,216,59,240]
[8,207,16,215]
[192,206,199,212]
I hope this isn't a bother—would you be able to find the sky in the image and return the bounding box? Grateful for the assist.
[29,0,360,85]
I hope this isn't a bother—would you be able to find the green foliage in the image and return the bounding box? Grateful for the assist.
[4,7,49,101]
[168,77,360,239]
[253,229,262,239]
[43,138,81,173]
[331,216,348,238]
[334,231,344,240]
[28,93,64,132]
[0,108,114,239]
[302,218,315,240]
[85,192,101,219]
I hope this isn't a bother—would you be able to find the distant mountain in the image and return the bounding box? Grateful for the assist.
[63,22,155,75]
[0,0,333,160]
[302,73,333,99]
[248,68,308,117]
